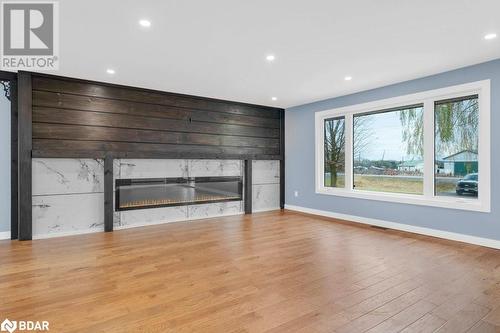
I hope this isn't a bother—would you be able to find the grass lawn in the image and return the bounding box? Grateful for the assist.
[354,175,423,194]
[324,174,457,195]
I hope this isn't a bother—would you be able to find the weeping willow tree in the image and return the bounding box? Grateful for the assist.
[324,117,372,187]
[400,97,478,157]
[399,107,424,157]
[435,98,478,155]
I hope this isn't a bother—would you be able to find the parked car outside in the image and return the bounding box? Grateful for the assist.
[456,173,478,196]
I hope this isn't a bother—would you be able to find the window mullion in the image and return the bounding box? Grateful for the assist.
[423,99,435,198]
[345,113,354,190]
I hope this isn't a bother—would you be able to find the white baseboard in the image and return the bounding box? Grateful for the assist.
[285,204,500,250]
[0,231,11,240]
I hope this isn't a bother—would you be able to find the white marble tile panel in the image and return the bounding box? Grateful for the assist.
[188,160,242,177]
[252,160,280,184]
[252,184,280,212]
[113,159,121,181]
[113,190,121,227]
[32,158,104,195]
[119,159,187,179]
[187,201,243,220]
[32,193,104,237]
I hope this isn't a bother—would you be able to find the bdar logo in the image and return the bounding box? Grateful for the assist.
[0,318,49,332]
[0,319,17,333]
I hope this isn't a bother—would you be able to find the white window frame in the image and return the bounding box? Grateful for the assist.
[315,80,491,212]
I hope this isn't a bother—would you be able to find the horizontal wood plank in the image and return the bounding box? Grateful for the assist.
[33,123,280,148]
[32,76,281,119]
[31,149,281,160]
[33,107,280,138]
[33,90,280,129]
[32,139,280,157]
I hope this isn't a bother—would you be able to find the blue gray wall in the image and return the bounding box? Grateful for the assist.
[285,59,500,241]
[0,89,10,233]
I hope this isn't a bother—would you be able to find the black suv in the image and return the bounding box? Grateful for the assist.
[456,173,478,196]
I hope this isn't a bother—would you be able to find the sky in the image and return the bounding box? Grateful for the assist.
[353,99,478,162]
[357,110,421,161]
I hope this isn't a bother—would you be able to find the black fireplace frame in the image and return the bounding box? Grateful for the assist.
[115,176,243,211]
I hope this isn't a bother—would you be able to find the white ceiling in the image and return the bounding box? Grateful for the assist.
[48,0,500,108]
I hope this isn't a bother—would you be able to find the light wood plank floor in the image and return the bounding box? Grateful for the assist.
[1,210,500,332]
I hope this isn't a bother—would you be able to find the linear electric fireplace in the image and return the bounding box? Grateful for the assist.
[115,177,243,211]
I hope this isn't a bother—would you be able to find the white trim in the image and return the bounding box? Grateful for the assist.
[0,231,10,240]
[285,204,500,250]
[345,113,354,190]
[315,80,490,118]
[423,99,434,197]
[315,80,491,212]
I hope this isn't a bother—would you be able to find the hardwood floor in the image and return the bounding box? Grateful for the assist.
[1,210,500,332]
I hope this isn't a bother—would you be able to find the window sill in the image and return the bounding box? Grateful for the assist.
[315,187,490,213]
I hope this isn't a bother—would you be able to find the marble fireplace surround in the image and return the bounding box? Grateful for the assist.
[32,159,280,239]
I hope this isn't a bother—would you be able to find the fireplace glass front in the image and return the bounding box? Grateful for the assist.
[115,177,243,211]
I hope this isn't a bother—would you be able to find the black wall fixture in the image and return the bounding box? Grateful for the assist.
[17,71,285,240]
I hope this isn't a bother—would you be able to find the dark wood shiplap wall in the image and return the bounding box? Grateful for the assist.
[30,74,284,160]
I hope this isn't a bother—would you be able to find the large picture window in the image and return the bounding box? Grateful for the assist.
[315,80,490,212]
[353,105,424,195]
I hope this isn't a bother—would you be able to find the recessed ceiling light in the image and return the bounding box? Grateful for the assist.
[106,68,115,75]
[484,33,497,40]
[266,54,276,62]
[344,76,352,81]
[271,97,277,101]
[139,19,151,28]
